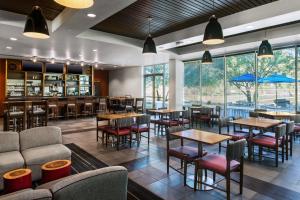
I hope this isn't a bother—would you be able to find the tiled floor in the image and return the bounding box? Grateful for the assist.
[39,118,300,199]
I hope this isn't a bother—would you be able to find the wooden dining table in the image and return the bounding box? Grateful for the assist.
[231,117,282,160]
[256,111,296,119]
[171,129,231,191]
[96,112,144,121]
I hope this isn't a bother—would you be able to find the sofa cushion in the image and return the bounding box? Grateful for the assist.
[38,166,128,200]
[0,132,19,153]
[20,126,62,151]
[22,144,71,181]
[0,151,25,190]
[0,189,52,200]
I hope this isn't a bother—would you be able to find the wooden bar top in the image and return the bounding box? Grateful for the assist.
[171,129,231,145]
[231,117,282,129]
[97,112,144,120]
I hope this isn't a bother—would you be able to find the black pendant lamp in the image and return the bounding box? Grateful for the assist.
[203,15,224,45]
[202,50,212,64]
[258,40,273,58]
[203,0,224,45]
[23,6,49,39]
[143,17,157,54]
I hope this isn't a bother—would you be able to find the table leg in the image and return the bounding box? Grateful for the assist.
[248,127,253,161]
[186,142,215,191]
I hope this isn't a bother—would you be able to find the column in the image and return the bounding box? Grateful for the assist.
[168,59,184,109]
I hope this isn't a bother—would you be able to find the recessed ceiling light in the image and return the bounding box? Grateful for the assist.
[51,58,55,64]
[6,46,12,50]
[81,62,84,67]
[87,13,96,18]
[32,56,37,62]
[114,66,118,68]
[66,60,70,65]
[92,49,97,52]
[246,25,254,29]
[10,37,17,41]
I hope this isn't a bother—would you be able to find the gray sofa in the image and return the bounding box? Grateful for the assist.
[0,126,71,189]
[20,127,71,181]
[0,166,128,200]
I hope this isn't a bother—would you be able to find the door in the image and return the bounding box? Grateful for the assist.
[144,74,164,109]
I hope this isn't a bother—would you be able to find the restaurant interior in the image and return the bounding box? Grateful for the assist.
[1,0,300,200]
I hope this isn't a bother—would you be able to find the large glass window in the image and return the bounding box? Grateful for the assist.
[226,53,256,117]
[257,48,296,112]
[201,57,225,115]
[144,64,169,109]
[183,60,201,106]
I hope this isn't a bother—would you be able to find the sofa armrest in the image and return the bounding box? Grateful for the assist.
[0,189,52,200]
[38,166,128,200]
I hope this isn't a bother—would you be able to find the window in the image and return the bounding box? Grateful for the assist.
[257,48,296,112]
[183,60,201,106]
[201,57,225,115]
[143,64,169,109]
[226,53,256,117]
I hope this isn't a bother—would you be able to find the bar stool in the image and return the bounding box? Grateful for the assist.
[48,97,59,120]
[6,102,26,132]
[66,97,77,119]
[83,97,93,116]
[28,101,48,128]
[99,97,107,112]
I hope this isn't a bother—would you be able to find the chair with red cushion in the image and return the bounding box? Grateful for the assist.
[292,114,300,141]
[158,111,181,135]
[194,139,246,200]
[195,107,212,127]
[218,117,249,153]
[105,118,134,150]
[132,115,151,146]
[178,110,191,128]
[96,116,111,143]
[166,126,205,186]
[251,124,286,167]
[285,121,294,160]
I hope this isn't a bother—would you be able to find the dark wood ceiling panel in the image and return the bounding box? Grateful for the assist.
[0,0,64,20]
[92,0,277,39]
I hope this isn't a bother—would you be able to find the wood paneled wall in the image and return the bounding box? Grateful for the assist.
[94,70,109,96]
[0,59,6,117]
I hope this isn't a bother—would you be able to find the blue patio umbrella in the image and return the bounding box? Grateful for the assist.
[230,73,256,82]
[258,74,295,110]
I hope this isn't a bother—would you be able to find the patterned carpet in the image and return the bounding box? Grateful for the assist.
[65,143,163,200]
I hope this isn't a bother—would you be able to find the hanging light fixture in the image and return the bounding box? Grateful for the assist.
[202,50,212,64]
[203,0,224,45]
[257,30,273,58]
[143,17,157,54]
[54,0,94,9]
[23,6,50,39]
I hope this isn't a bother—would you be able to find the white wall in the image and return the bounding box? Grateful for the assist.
[109,66,143,97]
[169,59,184,109]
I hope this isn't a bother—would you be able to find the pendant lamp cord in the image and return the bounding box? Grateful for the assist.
[148,17,151,37]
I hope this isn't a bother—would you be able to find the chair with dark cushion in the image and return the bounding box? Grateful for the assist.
[124,98,135,112]
[134,98,144,113]
[105,118,134,150]
[194,139,246,200]
[166,126,205,186]
[251,124,286,167]
[132,115,151,146]
[178,110,191,128]
[218,117,249,153]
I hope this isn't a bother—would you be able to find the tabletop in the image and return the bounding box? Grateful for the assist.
[231,117,282,129]
[148,109,183,114]
[257,111,296,118]
[170,129,231,145]
[97,112,144,120]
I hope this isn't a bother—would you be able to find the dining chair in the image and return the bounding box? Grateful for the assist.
[124,98,135,112]
[218,117,248,153]
[66,97,77,119]
[195,107,212,127]
[159,111,180,135]
[285,121,294,160]
[132,115,151,146]
[178,110,191,128]
[134,98,144,113]
[6,102,26,132]
[292,114,300,140]
[48,97,59,120]
[166,126,204,186]
[211,105,221,127]
[251,124,286,167]
[105,118,134,150]
[194,139,246,200]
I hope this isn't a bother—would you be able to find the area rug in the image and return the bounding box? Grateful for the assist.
[65,143,163,200]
